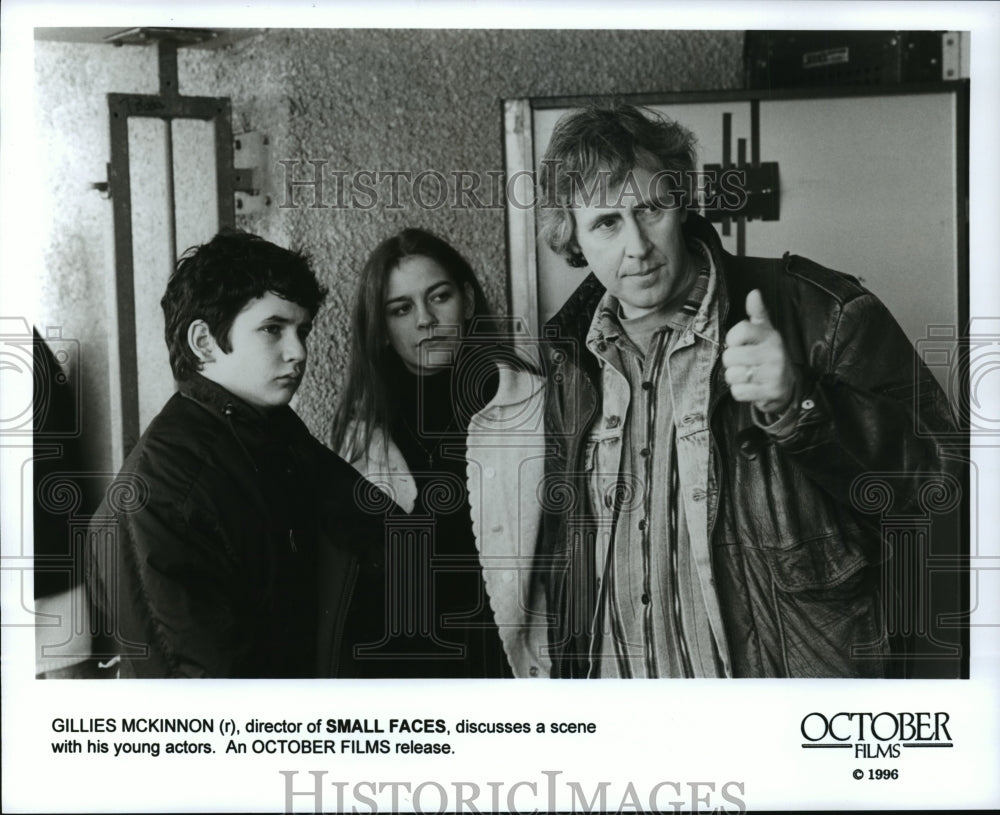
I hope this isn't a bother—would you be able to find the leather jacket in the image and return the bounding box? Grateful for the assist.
[540,212,958,678]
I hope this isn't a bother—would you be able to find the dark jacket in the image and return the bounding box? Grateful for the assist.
[541,212,958,678]
[86,374,370,678]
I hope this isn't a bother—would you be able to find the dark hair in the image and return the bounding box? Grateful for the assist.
[331,228,494,461]
[162,229,327,381]
[538,103,697,268]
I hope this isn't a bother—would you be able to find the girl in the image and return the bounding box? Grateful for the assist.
[331,228,549,678]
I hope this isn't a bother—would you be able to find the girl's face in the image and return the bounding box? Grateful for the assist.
[383,255,474,374]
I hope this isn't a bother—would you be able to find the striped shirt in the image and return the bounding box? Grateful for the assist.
[584,240,726,678]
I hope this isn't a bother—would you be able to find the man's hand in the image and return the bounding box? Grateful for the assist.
[722,289,796,416]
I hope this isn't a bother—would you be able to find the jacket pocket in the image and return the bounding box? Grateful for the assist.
[583,430,625,515]
[584,426,624,457]
[762,529,869,592]
[761,531,886,677]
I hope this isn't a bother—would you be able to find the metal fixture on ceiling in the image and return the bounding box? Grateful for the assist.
[33,27,261,50]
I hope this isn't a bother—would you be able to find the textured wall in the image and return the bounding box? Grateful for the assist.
[179,29,743,438]
[36,29,742,473]
[35,41,160,504]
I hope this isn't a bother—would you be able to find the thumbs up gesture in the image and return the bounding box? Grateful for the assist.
[722,290,796,415]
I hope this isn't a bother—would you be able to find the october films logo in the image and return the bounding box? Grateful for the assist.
[800,710,953,759]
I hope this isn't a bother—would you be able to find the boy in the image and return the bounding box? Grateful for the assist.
[87,230,365,678]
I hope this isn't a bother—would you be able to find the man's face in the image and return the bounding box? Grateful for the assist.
[200,291,312,409]
[572,164,693,319]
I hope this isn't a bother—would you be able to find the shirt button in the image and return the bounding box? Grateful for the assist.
[484,467,496,479]
[641,593,650,605]
[638,519,647,531]
[503,572,514,583]
[801,398,816,411]
[605,415,621,429]
[529,666,539,677]
[491,524,504,533]
[642,381,653,391]
[639,447,650,458]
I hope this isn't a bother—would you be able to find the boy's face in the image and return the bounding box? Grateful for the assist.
[200,291,313,409]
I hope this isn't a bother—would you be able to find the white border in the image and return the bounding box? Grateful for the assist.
[3,2,999,812]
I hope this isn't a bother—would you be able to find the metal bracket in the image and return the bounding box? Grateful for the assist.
[233,131,273,214]
[941,32,970,81]
[90,163,113,199]
[701,103,780,255]
[702,161,780,222]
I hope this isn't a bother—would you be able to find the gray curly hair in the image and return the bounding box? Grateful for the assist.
[536,104,697,268]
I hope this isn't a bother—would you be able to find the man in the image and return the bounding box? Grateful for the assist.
[86,230,370,678]
[534,105,957,678]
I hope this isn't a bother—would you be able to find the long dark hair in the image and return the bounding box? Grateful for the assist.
[331,228,498,462]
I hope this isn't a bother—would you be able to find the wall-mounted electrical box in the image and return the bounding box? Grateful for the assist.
[744,31,970,89]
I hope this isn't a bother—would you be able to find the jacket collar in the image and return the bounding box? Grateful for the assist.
[471,362,545,425]
[683,212,739,332]
[178,374,275,426]
[547,272,606,346]
[549,211,732,344]
[584,235,719,353]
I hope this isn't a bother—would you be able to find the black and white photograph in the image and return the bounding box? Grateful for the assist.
[2,1,999,812]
